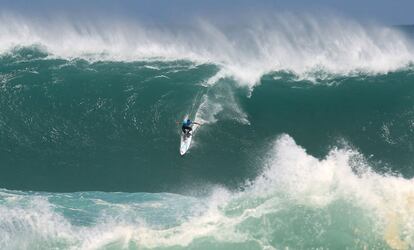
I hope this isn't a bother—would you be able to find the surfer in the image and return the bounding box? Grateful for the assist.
[178,118,201,155]
[181,119,200,135]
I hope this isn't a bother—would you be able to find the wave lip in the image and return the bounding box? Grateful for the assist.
[1,12,414,86]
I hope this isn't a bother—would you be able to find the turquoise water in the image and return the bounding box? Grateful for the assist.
[0,15,414,249]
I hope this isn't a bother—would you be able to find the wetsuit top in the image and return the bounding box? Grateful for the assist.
[182,120,192,128]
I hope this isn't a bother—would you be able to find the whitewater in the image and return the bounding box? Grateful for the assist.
[1,12,413,85]
[1,10,414,250]
[1,136,414,249]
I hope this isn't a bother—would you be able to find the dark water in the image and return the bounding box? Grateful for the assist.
[1,49,414,193]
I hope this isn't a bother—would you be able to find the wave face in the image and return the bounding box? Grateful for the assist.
[1,11,414,249]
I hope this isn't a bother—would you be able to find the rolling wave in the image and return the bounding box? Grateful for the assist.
[1,135,413,249]
[1,8,414,249]
[0,12,413,86]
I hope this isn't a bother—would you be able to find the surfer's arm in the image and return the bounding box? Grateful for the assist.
[193,122,202,125]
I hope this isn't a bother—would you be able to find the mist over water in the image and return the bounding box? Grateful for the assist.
[1,135,413,249]
[1,11,413,85]
[0,7,414,250]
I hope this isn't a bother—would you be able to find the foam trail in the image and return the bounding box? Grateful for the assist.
[0,12,413,86]
[194,94,223,125]
[194,84,249,126]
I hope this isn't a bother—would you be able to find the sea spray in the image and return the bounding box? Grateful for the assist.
[1,135,413,249]
[0,12,413,86]
[1,9,414,250]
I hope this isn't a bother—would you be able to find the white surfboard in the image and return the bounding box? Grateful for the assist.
[180,123,199,155]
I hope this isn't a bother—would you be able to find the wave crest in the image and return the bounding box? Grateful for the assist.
[1,12,413,86]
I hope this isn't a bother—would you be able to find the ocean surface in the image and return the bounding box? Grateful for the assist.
[0,13,414,249]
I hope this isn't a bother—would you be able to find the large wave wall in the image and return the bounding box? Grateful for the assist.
[1,10,414,250]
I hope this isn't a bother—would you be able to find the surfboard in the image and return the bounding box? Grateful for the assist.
[180,123,198,155]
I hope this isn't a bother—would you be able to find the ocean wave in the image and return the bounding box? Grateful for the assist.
[1,135,413,249]
[1,12,413,86]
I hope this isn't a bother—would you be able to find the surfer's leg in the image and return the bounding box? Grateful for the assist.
[182,126,192,134]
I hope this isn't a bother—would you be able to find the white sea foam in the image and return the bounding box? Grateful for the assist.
[243,134,414,248]
[0,12,413,87]
[1,135,413,249]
